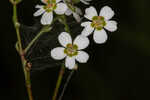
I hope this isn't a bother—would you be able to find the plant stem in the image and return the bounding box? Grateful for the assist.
[26,71,33,100]
[24,26,52,53]
[11,1,34,100]
[59,15,70,33]
[24,17,58,53]
[52,65,65,100]
[58,70,74,100]
[52,15,73,100]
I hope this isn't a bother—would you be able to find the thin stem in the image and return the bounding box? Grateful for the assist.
[52,15,72,100]
[52,65,65,100]
[59,15,71,33]
[13,4,23,52]
[11,1,34,100]
[58,70,74,100]
[26,71,33,100]
[24,26,52,53]
[24,17,58,53]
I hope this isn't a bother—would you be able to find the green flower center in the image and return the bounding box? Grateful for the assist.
[64,44,78,57]
[43,0,57,12]
[91,16,106,30]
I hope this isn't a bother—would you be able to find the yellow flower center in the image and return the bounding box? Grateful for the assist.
[43,0,57,12]
[64,44,78,57]
[91,16,106,30]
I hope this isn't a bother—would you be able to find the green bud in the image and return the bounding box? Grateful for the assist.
[41,26,52,33]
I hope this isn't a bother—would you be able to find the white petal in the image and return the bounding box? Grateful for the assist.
[84,6,98,20]
[75,7,82,15]
[34,7,45,16]
[81,21,91,27]
[56,0,62,3]
[41,0,47,4]
[41,12,53,25]
[54,3,67,14]
[104,20,117,32]
[51,47,66,60]
[100,6,114,20]
[65,56,76,70]
[35,5,44,9]
[80,0,90,5]
[73,35,89,50]
[81,22,94,36]
[73,12,81,22]
[65,9,72,16]
[75,51,89,63]
[58,32,72,47]
[93,29,108,44]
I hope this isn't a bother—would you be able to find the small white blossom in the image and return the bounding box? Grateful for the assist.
[81,6,117,44]
[34,0,67,25]
[65,7,82,22]
[63,0,83,22]
[51,32,89,69]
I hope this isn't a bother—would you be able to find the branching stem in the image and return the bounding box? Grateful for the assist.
[11,1,33,100]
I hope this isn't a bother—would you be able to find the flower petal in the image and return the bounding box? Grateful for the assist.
[73,35,89,50]
[100,6,114,20]
[84,6,98,20]
[58,32,72,47]
[93,29,108,44]
[56,0,62,3]
[81,21,91,27]
[65,56,76,69]
[73,12,81,22]
[51,47,66,60]
[41,12,53,25]
[41,0,47,4]
[81,22,94,36]
[75,51,89,63]
[80,0,90,5]
[104,20,117,32]
[54,3,67,14]
[34,7,45,16]
[75,7,82,15]
[65,9,72,16]
[35,5,44,9]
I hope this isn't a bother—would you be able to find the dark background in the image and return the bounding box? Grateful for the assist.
[1,0,150,100]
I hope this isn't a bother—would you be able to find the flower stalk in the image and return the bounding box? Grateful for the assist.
[52,15,71,100]
[52,64,65,100]
[24,26,52,53]
[11,1,34,100]
[24,17,59,53]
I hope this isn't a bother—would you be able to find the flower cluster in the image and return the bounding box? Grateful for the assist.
[34,0,118,70]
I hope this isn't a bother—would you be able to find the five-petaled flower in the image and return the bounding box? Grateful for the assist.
[81,6,117,44]
[34,0,67,25]
[51,32,89,69]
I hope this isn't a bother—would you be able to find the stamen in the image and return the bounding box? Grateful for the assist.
[91,16,106,30]
[64,44,78,57]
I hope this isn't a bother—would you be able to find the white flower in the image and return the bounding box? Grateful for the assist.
[34,0,67,25]
[81,6,117,44]
[51,32,89,69]
[65,7,82,22]
[80,0,92,5]
[62,0,83,22]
